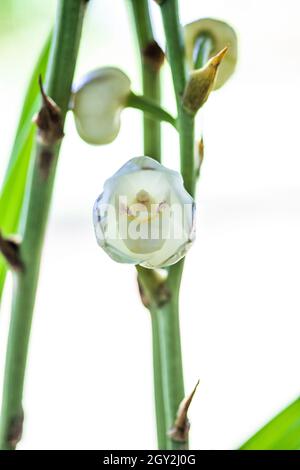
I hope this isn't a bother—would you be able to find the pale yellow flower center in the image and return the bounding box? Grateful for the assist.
[127,190,162,223]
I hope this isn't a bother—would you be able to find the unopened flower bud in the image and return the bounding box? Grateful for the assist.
[71,67,131,145]
[182,47,228,115]
[184,18,238,89]
[93,157,195,269]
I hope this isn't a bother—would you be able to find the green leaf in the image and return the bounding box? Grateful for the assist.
[0,34,51,301]
[4,34,51,177]
[240,398,300,450]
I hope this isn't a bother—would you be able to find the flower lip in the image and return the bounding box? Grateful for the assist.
[93,156,196,268]
[184,18,238,89]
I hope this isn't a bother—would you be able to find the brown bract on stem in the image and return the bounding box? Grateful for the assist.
[168,380,200,443]
[35,75,64,146]
[0,231,24,272]
[199,135,204,165]
[6,410,24,449]
[33,76,64,179]
[142,41,165,72]
[196,135,204,178]
[137,266,171,309]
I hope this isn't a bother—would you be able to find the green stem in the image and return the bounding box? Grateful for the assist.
[149,308,166,447]
[178,108,195,196]
[137,260,185,451]
[129,0,167,449]
[158,5,214,450]
[160,0,195,196]
[126,92,177,129]
[136,259,186,450]
[128,0,162,162]
[156,260,185,450]
[156,0,195,450]
[136,271,167,448]
[0,0,86,450]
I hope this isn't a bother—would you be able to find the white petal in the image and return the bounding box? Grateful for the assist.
[93,157,196,267]
[73,68,131,145]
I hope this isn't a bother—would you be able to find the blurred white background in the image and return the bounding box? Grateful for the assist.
[0,0,300,449]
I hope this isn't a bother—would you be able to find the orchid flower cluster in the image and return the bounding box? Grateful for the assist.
[69,15,237,448]
[71,18,237,267]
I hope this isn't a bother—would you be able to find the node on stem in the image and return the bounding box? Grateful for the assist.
[0,232,24,272]
[142,41,165,72]
[34,75,64,146]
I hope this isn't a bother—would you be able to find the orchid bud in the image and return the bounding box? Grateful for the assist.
[184,18,238,90]
[93,157,195,269]
[182,47,228,115]
[71,67,131,145]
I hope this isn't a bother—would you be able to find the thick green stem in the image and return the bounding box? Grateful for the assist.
[157,0,195,450]
[129,0,167,450]
[137,260,185,450]
[0,0,86,450]
[129,0,162,162]
[149,309,166,447]
[133,0,193,451]
[178,109,195,196]
[158,7,214,449]
[160,0,196,196]
[157,260,185,450]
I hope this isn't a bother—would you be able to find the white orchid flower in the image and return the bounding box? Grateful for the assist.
[71,67,131,145]
[93,157,195,269]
